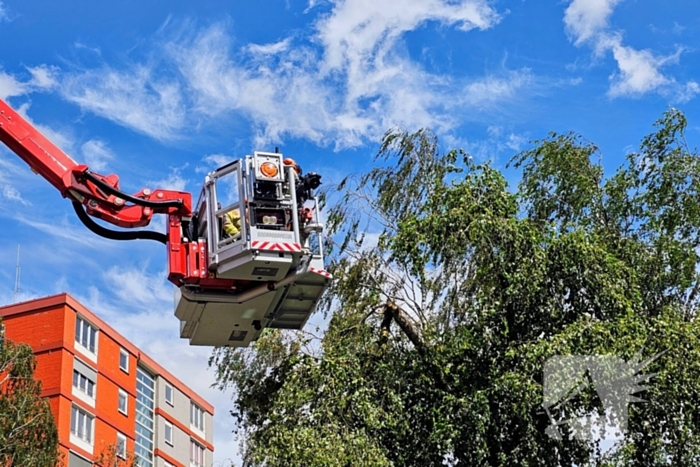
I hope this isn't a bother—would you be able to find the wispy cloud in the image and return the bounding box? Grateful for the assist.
[102,265,172,306]
[0,71,28,100]
[563,0,698,102]
[0,65,59,100]
[0,152,37,212]
[59,65,185,141]
[27,65,59,90]
[2,185,31,206]
[147,166,189,192]
[13,214,117,250]
[316,0,500,73]
[0,2,10,22]
[165,1,511,149]
[195,153,232,174]
[245,38,292,56]
[81,139,114,172]
[442,125,529,164]
[460,70,534,109]
[35,1,540,150]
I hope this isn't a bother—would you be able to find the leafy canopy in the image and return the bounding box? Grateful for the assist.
[211,109,700,466]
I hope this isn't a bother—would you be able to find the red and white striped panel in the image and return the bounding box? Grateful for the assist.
[251,240,302,252]
[309,266,332,278]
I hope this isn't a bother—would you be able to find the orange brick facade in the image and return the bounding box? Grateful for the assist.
[0,294,215,467]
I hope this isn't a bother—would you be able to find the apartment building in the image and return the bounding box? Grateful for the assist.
[0,293,214,467]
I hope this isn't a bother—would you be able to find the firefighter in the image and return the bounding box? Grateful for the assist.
[222,208,241,238]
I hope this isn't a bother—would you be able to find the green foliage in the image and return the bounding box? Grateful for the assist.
[0,320,60,467]
[211,110,700,466]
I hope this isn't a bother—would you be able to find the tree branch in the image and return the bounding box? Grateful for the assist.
[378,307,393,348]
[383,301,450,393]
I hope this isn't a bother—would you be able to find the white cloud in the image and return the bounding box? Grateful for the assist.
[0,151,40,212]
[13,214,116,250]
[304,0,321,13]
[59,65,185,141]
[167,6,512,149]
[443,125,528,163]
[81,139,114,172]
[148,167,189,192]
[2,185,31,206]
[196,153,233,174]
[0,65,59,100]
[563,0,698,103]
[564,0,622,46]
[672,22,686,35]
[316,0,500,72]
[40,1,519,150]
[604,36,671,97]
[0,71,28,99]
[245,38,292,55]
[102,265,172,306]
[460,70,533,109]
[674,81,700,103]
[0,2,9,22]
[0,152,30,183]
[27,65,59,90]
[74,42,102,56]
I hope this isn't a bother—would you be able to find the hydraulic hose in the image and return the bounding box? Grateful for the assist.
[82,170,184,209]
[72,201,168,244]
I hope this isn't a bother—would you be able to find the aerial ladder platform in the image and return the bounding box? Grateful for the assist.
[0,98,331,347]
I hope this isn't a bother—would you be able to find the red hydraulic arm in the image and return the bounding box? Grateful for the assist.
[0,98,196,286]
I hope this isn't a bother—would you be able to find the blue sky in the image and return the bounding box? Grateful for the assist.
[0,0,699,464]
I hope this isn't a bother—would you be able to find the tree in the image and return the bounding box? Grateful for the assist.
[211,109,700,466]
[0,319,60,467]
[92,442,137,467]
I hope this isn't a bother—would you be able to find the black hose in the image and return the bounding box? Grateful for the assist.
[72,201,168,244]
[82,170,184,209]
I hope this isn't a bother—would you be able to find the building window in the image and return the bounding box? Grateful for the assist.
[70,405,94,444]
[75,316,98,355]
[164,421,173,446]
[190,403,205,433]
[135,367,155,467]
[118,389,128,414]
[116,432,127,459]
[190,440,205,467]
[165,383,174,406]
[69,452,92,467]
[119,348,129,373]
[72,370,95,398]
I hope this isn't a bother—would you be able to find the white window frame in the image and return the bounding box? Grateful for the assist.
[190,439,205,467]
[119,348,129,373]
[75,316,98,361]
[190,403,205,434]
[70,405,95,452]
[72,370,96,399]
[164,420,173,446]
[118,389,128,415]
[117,432,127,459]
[165,383,174,406]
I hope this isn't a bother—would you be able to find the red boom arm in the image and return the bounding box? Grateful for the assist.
[0,98,196,286]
